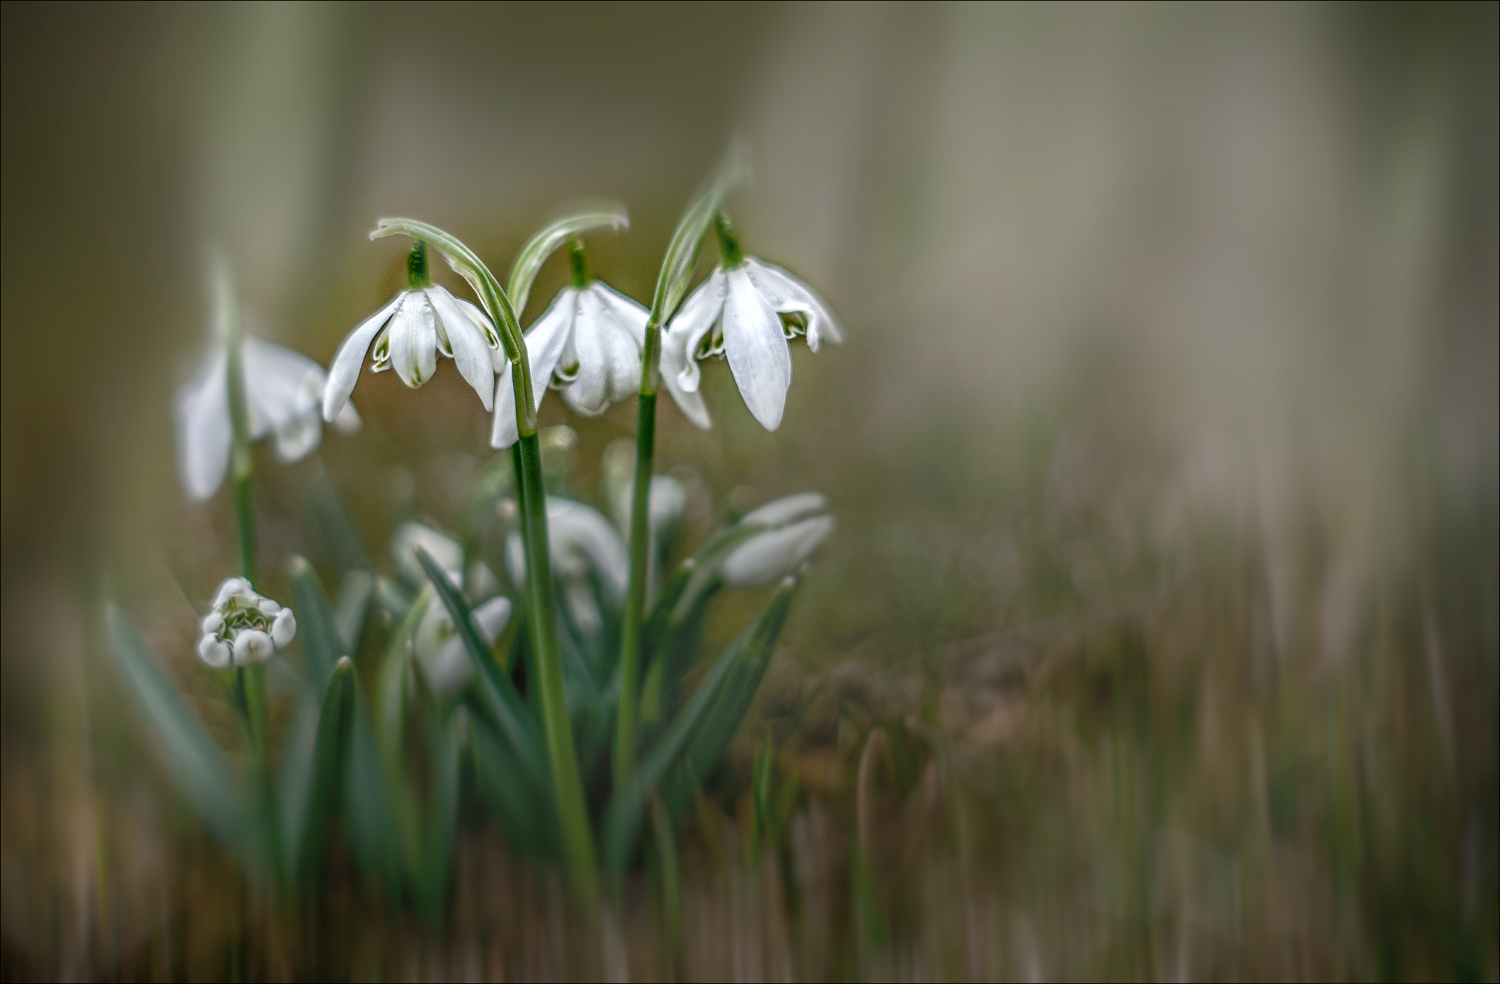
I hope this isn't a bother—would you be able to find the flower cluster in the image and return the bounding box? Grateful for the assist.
[196,577,297,669]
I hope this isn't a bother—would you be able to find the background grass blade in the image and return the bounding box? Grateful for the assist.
[668,579,795,810]
[289,556,344,691]
[106,603,241,846]
[280,656,356,882]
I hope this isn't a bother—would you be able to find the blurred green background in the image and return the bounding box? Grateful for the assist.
[2,3,1495,979]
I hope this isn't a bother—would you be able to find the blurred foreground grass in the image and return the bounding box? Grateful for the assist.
[1,379,1493,981]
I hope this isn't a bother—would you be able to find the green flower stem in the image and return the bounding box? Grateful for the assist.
[372,218,597,904]
[613,382,657,793]
[614,146,744,793]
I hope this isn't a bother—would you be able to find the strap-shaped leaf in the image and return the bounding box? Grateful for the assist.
[411,708,464,919]
[469,713,552,856]
[416,548,550,794]
[602,577,794,875]
[506,206,629,321]
[106,603,241,845]
[668,578,795,810]
[334,569,373,655]
[279,655,356,881]
[650,141,749,324]
[343,691,402,890]
[289,556,344,691]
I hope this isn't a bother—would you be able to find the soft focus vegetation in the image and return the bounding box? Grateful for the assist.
[3,3,1495,980]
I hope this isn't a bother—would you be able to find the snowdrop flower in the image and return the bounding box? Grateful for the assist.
[505,497,629,634]
[195,577,297,669]
[602,439,688,549]
[492,241,649,449]
[661,215,843,431]
[390,521,465,590]
[413,595,512,698]
[323,240,500,421]
[175,331,361,502]
[720,493,836,587]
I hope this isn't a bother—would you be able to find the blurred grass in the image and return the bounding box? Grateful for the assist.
[3,2,1497,980]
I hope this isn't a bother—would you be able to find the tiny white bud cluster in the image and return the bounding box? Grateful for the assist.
[196,577,297,669]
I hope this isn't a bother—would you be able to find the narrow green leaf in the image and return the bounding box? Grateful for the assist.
[601,598,762,873]
[377,586,429,753]
[506,206,629,321]
[334,569,373,655]
[412,707,464,920]
[469,714,551,856]
[669,579,795,810]
[289,556,344,691]
[417,548,551,795]
[280,656,356,881]
[106,604,241,845]
[344,692,401,890]
[650,142,749,324]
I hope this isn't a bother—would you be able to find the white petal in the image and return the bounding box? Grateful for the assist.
[233,629,275,665]
[391,522,464,588]
[331,399,362,435]
[743,258,845,351]
[427,286,496,411]
[471,596,513,644]
[271,608,297,648]
[390,292,439,388]
[213,577,252,608]
[174,345,233,501]
[324,293,403,421]
[547,499,628,599]
[561,283,643,416]
[664,271,726,395]
[202,611,225,635]
[722,267,793,431]
[413,595,455,663]
[456,297,501,348]
[490,289,577,449]
[741,492,829,528]
[425,638,475,698]
[720,515,836,587]
[198,636,232,669]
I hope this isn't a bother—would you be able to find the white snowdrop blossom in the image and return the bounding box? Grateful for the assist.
[391,521,465,590]
[505,498,629,634]
[661,256,843,431]
[195,577,297,669]
[323,242,501,421]
[175,335,362,502]
[413,595,512,698]
[491,281,649,449]
[602,439,688,549]
[720,492,836,587]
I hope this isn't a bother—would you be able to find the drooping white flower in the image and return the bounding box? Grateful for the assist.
[195,577,297,669]
[175,335,362,502]
[719,492,836,587]
[504,497,629,634]
[323,241,501,421]
[491,281,649,449]
[390,521,465,589]
[413,594,512,698]
[660,254,843,432]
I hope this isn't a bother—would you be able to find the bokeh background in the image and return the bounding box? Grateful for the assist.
[3,3,1496,979]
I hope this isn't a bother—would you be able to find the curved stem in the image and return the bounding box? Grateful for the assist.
[371,217,597,903]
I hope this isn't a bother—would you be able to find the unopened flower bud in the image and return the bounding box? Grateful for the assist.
[198,634,231,669]
[202,611,225,635]
[270,608,297,648]
[213,577,252,608]
[233,629,274,665]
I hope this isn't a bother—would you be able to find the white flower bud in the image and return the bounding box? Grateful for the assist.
[201,611,224,636]
[198,634,232,669]
[213,577,252,608]
[391,522,464,589]
[258,598,282,617]
[270,608,297,648]
[232,629,275,665]
[721,514,836,588]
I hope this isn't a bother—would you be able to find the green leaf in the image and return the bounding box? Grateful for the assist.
[506,206,629,321]
[411,707,464,920]
[469,713,551,856]
[650,141,748,324]
[106,603,241,846]
[602,579,794,874]
[416,548,551,796]
[289,556,344,691]
[279,656,356,881]
[668,578,795,811]
[343,692,401,890]
[334,569,373,655]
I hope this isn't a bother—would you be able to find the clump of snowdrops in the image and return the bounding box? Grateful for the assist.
[110,147,843,909]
